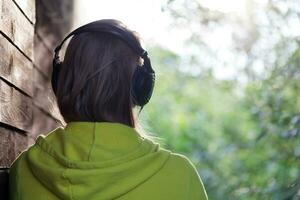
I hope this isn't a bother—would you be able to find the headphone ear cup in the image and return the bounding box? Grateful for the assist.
[131,66,155,107]
[51,59,62,95]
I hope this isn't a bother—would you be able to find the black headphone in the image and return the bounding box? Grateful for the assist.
[52,19,155,107]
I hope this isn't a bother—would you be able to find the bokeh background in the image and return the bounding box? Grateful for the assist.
[0,0,299,199]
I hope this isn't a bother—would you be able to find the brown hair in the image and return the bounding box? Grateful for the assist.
[55,20,141,127]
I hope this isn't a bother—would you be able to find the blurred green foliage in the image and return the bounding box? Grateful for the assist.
[140,0,300,199]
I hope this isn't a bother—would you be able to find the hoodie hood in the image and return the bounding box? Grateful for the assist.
[26,122,171,200]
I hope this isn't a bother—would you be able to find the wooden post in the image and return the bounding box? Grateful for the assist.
[0,0,73,196]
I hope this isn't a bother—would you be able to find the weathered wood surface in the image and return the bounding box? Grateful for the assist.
[13,0,36,24]
[0,0,34,60]
[0,127,15,167]
[0,34,33,96]
[33,0,72,125]
[32,66,65,123]
[0,0,72,171]
[35,0,74,50]
[30,105,60,141]
[34,34,53,78]
[0,126,27,167]
[0,79,32,133]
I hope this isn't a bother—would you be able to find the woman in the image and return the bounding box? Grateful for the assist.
[9,19,208,200]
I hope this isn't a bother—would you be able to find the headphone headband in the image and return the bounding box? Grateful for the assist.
[54,20,145,57]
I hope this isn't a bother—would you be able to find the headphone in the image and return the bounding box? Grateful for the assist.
[52,19,155,107]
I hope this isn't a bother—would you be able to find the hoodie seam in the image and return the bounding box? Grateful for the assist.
[87,123,96,161]
[35,135,147,169]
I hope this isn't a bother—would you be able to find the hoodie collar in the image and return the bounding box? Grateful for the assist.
[37,121,146,163]
[63,121,143,152]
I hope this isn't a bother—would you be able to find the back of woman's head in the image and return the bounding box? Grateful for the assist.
[55,20,141,127]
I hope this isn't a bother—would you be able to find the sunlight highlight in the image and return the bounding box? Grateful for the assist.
[199,0,248,14]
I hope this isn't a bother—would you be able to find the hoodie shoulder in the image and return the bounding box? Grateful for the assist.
[165,152,208,200]
[164,152,196,173]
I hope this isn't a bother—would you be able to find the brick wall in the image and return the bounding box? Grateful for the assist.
[0,0,73,197]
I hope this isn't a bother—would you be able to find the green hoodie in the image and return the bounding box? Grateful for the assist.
[9,122,208,200]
